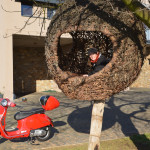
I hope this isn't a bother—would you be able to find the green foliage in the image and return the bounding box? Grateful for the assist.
[122,0,150,28]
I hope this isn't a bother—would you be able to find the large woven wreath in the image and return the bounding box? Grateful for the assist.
[45,0,146,100]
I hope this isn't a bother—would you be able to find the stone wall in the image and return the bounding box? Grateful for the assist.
[36,80,61,92]
[131,54,150,88]
[13,47,61,95]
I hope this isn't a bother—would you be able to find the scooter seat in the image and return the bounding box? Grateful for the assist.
[14,108,45,120]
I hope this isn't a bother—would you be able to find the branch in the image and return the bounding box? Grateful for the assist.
[15,7,39,33]
[40,8,46,36]
[2,0,60,38]
[27,9,43,25]
[1,4,20,13]
[3,7,41,38]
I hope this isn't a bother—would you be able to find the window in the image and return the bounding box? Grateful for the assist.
[21,3,33,17]
[47,8,56,19]
[35,0,64,4]
[146,29,150,44]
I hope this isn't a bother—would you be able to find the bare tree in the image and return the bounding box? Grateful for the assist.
[1,0,62,37]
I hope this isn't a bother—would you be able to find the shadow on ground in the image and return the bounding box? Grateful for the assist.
[67,96,150,150]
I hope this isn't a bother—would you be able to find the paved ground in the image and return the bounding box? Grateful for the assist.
[0,88,150,150]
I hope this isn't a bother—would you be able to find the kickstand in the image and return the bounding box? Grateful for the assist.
[27,137,35,144]
[28,137,40,145]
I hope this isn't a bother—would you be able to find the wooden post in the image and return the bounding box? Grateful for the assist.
[88,100,105,150]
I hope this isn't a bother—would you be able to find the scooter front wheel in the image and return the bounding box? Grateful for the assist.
[35,126,51,141]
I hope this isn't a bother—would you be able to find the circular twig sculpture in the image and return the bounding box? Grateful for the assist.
[45,0,146,100]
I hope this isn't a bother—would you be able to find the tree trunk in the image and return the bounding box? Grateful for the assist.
[122,0,150,28]
[88,100,105,150]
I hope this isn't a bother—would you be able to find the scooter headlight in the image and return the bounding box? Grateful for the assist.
[1,99,8,107]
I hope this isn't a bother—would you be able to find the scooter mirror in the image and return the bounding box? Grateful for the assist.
[22,97,27,102]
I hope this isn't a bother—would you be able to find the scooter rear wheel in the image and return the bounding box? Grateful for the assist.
[35,126,51,141]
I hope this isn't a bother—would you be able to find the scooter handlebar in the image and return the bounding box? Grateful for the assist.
[0,98,16,107]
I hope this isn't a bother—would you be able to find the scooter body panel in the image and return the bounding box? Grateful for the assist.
[17,113,52,130]
[0,96,58,140]
[0,106,6,130]
[0,107,53,139]
[3,128,30,139]
[4,114,53,139]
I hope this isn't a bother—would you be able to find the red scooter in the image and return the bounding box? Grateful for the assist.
[0,95,59,141]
